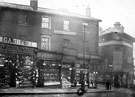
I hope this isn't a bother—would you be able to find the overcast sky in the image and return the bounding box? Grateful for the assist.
[1,0,135,37]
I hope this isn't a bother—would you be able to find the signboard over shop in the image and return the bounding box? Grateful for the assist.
[0,36,37,48]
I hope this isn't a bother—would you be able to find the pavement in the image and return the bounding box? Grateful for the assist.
[1,84,135,97]
[0,84,113,94]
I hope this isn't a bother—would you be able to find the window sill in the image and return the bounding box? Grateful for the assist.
[54,30,76,36]
[42,27,51,30]
[63,29,70,32]
[18,24,28,27]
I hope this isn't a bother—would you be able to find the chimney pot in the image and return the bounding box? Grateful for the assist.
[114,22,124,32]
[30,0,38,10]
[85,5,91,17]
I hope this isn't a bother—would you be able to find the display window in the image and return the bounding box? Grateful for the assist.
[0,53,37,88]
[0,53,16,88]
[0,54,10,88]
[61,63,72,88]
[16,55,37,87]
[37,60,61,87]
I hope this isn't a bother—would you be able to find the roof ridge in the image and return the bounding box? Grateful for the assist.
[0,2,101,21]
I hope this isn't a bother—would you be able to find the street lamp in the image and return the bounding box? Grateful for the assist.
[83,24,87,87]
[83,24,86,70]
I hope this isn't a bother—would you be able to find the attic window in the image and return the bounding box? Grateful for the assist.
[18,14,27,25]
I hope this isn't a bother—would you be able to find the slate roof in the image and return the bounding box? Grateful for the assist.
[99,27,135,42]
[0,2,101,22]
[99,27,122,36]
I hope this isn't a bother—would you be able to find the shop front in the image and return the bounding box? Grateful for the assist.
[61,57,76,88]
[75,59,89,87]
[0,36,37,88]
[113,71,134,88]
[61,47,76,88]
[37,51,62,88]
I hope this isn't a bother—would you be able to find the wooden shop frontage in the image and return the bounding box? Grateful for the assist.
[0,36,37,88]
[37,50,62,88]
[37,47,76,88]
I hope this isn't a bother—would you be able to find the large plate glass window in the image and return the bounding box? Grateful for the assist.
[16,55,37,87]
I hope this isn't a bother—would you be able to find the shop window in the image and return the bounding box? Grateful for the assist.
[18,14,27,25]
[37,60,61,87]
[63,20,70,31]
[41,16,51,29]
[16,55,37,87]
[61,63,72,87]
[41,35,50,50]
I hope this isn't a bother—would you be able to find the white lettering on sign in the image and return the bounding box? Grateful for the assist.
[0,36,37,48]
[62,65,71,68]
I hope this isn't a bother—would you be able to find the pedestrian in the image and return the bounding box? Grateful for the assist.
[91,80,94,87]
[106,80,109,90]
[109,80,112,90]
[106,79,112,90]
[106,79,111,90]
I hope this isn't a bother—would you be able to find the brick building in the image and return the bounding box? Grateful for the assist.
[99,22,135,88]
[0,0,101,88]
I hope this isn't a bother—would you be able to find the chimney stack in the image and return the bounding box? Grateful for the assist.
[85,5,91,17]
[114,22,124,32]
[30,0,38,10]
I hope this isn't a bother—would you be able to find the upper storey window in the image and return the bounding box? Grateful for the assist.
[63,20,70,31]
[83,23,88,32]
[18,14,27,25]
[42,16,51,29]
[41,35,50,50]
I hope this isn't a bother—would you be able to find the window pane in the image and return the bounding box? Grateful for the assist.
[42,17,49,23]
[64,25,69,30]
[42,23,49,28]
[64,20,69,25]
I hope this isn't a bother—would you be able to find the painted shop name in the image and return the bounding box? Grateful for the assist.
[0,36,37,47]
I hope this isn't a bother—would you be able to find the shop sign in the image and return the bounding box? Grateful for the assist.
[77,53,89,59]
[38,52,62,60]
[62,64,71,68]
[76,68,84,71]
[0,44,34,54]
[54,30,76,36]
[0,36,37,48]
[62,55,76,62]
